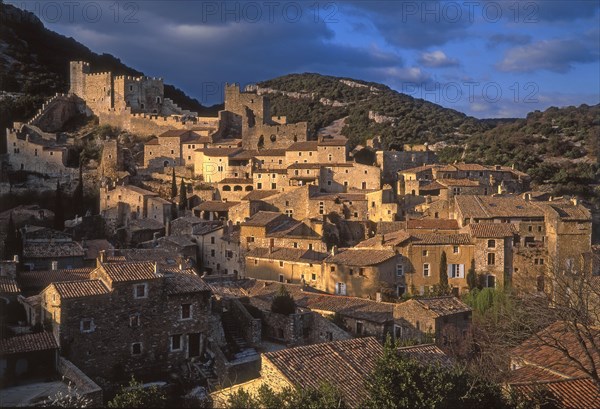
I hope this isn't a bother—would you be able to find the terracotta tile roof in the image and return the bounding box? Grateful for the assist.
[145,137,159,145]
[507,365,566,383]
[397,297,471,317]
[0,332,58,355]
[194,201,240,212]
[356,230,412,248]
[318,137,348,146]
[455,195,544,219]
[23,242,85,258]
[197,147,242,157]
[158,129,192,138]
[539,201,592,221]
[410,233,472,245]
[437,178,481,187]
[309,192,366,202]
[324,248,396,266]
[255,149,287,157]
[419,181,445,191]
[82,239,114,260]
[375,221,407,235]
[18,268,93,291]
[407,219,459,230]
[107,248,189,267]
[468,223,518,238]
[127,218,164,231]
[263,337,382,407]
[241,190,278,201]
[246,247,327,263]
[287,163,323,169]
[306,295,394,323]
[241,211,285,227]
[218,177,253,184]
[439,163,488,172]
[398,344,454,367]
[52,280,110,299]
[165,272,211,295]
[400,165,438,174]
[287,141,318,151]
[268,221,321,239]
[511,321,600,380]
[191,221,223,236]
[0,276,20,294]
[509,378,600,409]
[101,262,159,282]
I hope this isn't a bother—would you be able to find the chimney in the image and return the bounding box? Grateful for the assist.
[154,262,160,275]
[571,197,579,206]
[375,292,382,302]
[13,255,19,263]
[99,250,105,263]
[166,220,171,236]
[51,261,58,271]
[331,245,337,256]
[153,232,159,246]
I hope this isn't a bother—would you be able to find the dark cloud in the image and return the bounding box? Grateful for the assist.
[496,37,599,73]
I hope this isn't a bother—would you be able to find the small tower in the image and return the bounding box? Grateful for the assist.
[69,61,90,97]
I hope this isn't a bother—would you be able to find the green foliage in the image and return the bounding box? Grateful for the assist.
[73,164,84,216]
[178,178,187,211]
[225,383,347,409]
[463,288,512,321]
[363,336,507,409]
[467,260,477,291]
[107,377,167,408]
[438,251,450,295]
[54,181,64,231]
[171,168,177,198]
[270,285,296,315]
[41,380,92,407]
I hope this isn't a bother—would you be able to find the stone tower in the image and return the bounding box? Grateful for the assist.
[70,61,90,97]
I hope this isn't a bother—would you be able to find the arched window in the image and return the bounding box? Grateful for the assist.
[257,135,264,149]
[233,185,243,191]
[245,186,253,191]
[222,185,231,192]
[270,134,276,142]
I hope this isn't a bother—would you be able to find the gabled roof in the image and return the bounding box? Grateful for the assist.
[241,190,278,201]
[287,141,318,151]
[194,201,240,212]
[241,211,285,227]
[468,223,517,238]
[164,271,211,295]
[101,262,159,282]
[324,248,397,266]
[52,279,110,299]
[509,378,600,409]
[356,230,411,248]
[197,147,242,157]
[318,137,348,146]
[396,297,471,317]
[406,218,459,230]
[455,195,544,219]
[437,178,481,187]
[246,247,327,263]
[410,233,472,245]
[0,276,20,294]
[263,337,382,408]
[23,242,85,258]
[0,332,58,355]
[398,344,453,367]
[18,268,93,291]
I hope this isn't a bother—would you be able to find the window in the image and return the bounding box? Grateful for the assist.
[487,253,496,265]
[330,266,336,272]
[396,285,405,297]
[279,261,284,267]
[129,314,140,327]
[134,283,147,299]
[131,342,142,356]
[423,263,430,277]
[254,259,258,265]
[422,250,428,257]
[171,334,182,351]
[528,225,533,232]
[356,322,364,335]
[311,273,316,281]
[308,244,313,250]
[538,226,542,232]
[359,268,365,276]
[534,258,545,265]
[396,264,404,277]
[453,245,459,254]
[210,236,215,244]
[279,274,284,283]
[80,318,94,333]
[448,264,464,278]
[210,249,215,257]
[181,304,192,320]
[319,202,324,215]
[349,268,354,276]
[487,239,496,248]
[285,209,293,217]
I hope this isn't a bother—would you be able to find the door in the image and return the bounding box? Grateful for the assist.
[336,282,346,295]
[188,333,200,358]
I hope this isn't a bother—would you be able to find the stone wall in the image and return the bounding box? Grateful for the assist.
[58,357,103,406]
[318,163,381,193]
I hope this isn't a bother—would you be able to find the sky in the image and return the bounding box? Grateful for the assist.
[11,0,600,118]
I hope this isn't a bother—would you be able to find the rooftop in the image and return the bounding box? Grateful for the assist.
[52,279,110,299]
[455,195,544,219]
[406,218,459,231]
[0,276,20,294]
[468,223,518,238]
[23,242,85,258]
[101,261,159,282]
[18,268,93,291]
[397,297,472,317]
[241,190,278,201]
[287,141,318,151]
[164,271,211,295]
[194,201,240,212]
[0,332,58,355]
[410,233,472,245]
[263,337,382,407]
[509,378,600,409]
[325,248,397,266]
[246,247,327,263]
[241,211,284,227]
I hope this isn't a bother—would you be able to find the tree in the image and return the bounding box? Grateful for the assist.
[363,336,507,409]
[108,377,167,408]
[467,259,477,291]
[225,383,347,409]
[171,167,177,198]
[178,178,187,211]
[54,180,64,230]
[438,251,450,295]
[73,163,84,216]
[4,213,18,259]
[271,285,296,315]
[41,380,92,407]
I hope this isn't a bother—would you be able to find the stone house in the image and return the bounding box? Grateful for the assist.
[144,130,211,168]
[393,296,472,353]
[318,162,381,192]
[21,226,85,271]
[146,196,174,225]
[100,184,158,223]
[193,147,245,183]
[119,218,164,247]
[467,223,517,288]
[39,258,214,381]
[245,247,327,287]
[323,247,401,299]
[217,177,255,201]
[193,201,240,222]
[365,186,399,222]
[284,141,319,165]
[252,168,289,192]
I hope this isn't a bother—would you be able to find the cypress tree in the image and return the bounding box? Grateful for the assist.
[74,163,84,216]
[178,178,187,211]
[4,213,18,259]
[54,180,64,230]
[171,167,177,198]
[439,251,449,295]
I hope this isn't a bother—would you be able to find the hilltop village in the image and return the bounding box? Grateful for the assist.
[0,62,598,407]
